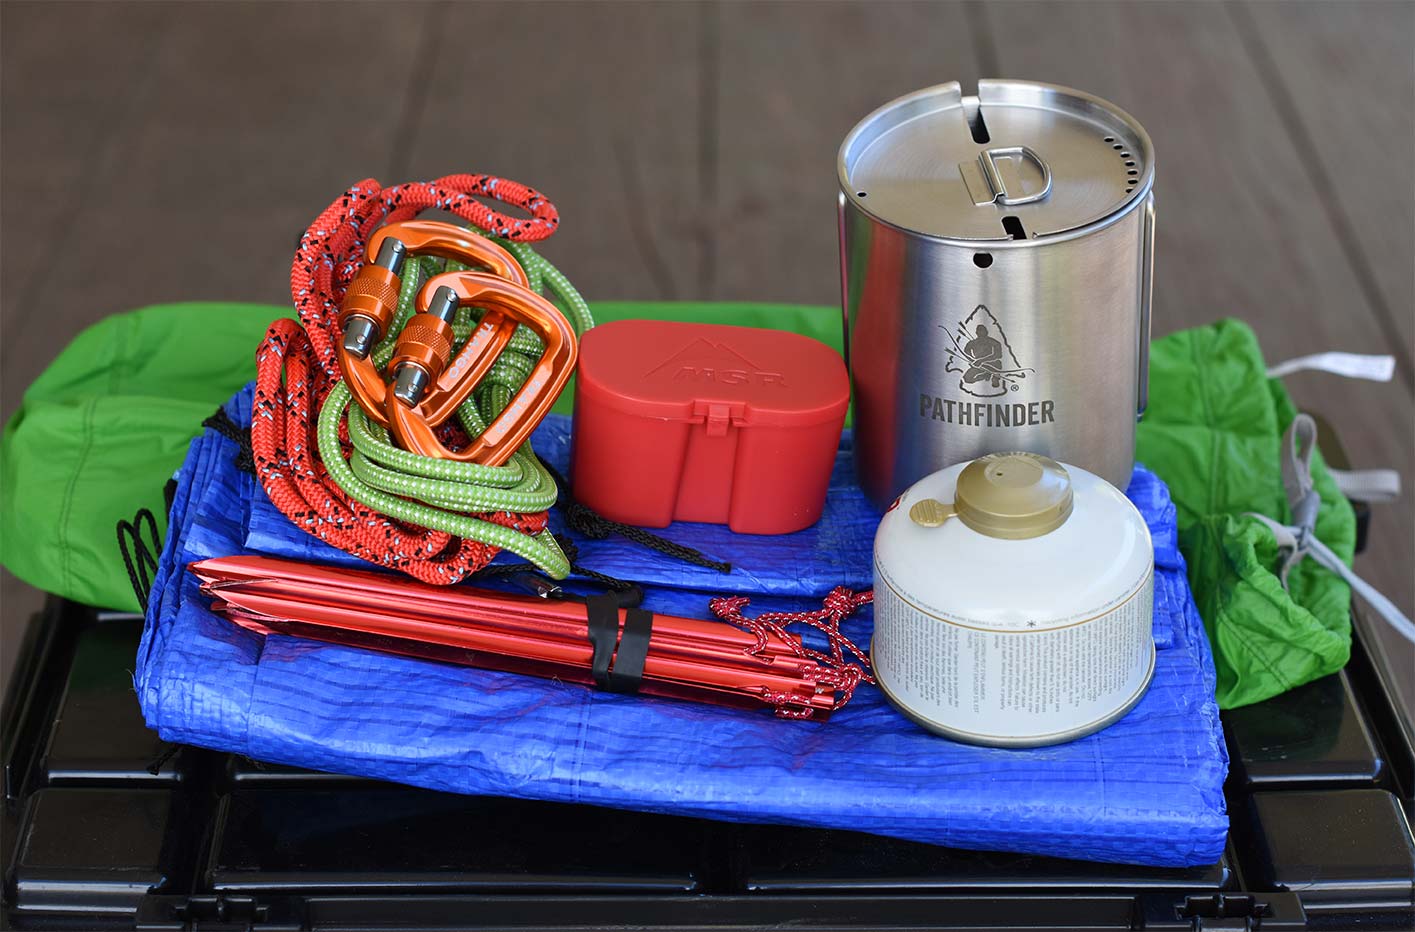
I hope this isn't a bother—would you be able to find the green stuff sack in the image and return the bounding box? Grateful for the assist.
[2,303,277,611]
[1137,318,1355,709]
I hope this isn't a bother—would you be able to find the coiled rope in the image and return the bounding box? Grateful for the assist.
[253,175,589,585]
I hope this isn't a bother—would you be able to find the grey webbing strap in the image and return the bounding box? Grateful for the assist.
[1246,415,1415,644]
[1278,415,1321,587]
[1328,468,1402,504]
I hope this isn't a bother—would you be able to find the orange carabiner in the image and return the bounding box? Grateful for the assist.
[336,220,529,427]
[384,270,578,467]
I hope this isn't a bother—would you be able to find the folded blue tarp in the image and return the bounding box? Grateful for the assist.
[137,384,1228,867]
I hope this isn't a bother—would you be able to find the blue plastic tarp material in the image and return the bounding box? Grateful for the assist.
[137,384,1228,867]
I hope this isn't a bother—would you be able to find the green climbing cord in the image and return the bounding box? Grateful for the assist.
[315,230,593,578]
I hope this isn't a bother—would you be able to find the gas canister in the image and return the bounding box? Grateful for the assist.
[839,80,1156,508]
[570,319,850,535]
[872,452,1155,747]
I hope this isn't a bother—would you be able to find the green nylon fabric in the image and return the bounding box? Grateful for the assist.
[1135,318,1354,709]
[2,302,275,612]
[0,306,1353,710]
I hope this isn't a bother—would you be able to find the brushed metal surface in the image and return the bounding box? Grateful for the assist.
[844,202,1150,505]
[840,80,1154,242]
[840,80,1155,507]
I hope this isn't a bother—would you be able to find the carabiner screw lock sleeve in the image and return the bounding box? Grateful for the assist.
[339,237,409,358]
[391,285,460,406]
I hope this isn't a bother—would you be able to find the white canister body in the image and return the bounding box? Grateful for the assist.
[872,458,1155,746]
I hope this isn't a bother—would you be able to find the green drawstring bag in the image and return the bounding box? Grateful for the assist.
[1136,318,1355,709]
[1,305,1358,709]
[2,303,276,611]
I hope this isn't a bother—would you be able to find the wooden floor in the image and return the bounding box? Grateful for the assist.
[2,1,1411,711]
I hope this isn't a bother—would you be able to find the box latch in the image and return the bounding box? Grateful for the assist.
[693,401,747,438]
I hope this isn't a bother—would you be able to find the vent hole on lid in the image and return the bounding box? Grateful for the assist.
[1125,160,1135,166]
[1127,169,1138,175]
[1001,216,1027,240]
[973,252,993,269]
[1104,136,1115,143]
[1113,144,1123,150]
[857,191,867,197]
[965,100,991,144]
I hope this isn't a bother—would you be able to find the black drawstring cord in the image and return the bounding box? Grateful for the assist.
[117,508,162,611]
[536,454,732,574]
[202,407,255,473]
[471,535,643,605]
[145,742,181,775]
[118,408,246,613]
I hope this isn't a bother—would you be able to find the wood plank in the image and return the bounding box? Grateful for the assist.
[982,0,1413,705]
[713,1,984,303]
[397,0,701,306]
[0,0,431,422]
[0,1,169,368]
[1240,0,1415,373]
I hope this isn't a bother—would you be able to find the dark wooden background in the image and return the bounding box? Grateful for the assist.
[3,1,1411,711]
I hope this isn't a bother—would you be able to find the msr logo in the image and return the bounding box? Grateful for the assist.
[644,338,788,388]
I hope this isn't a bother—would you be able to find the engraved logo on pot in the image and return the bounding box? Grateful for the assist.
[643,338,788,388]
[942,305,1033,398]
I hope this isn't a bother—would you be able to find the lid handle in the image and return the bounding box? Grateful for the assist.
[961,146,1053,208]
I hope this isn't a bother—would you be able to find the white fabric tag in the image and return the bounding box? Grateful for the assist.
[1267,352,1396,381]
[1328,468,1403,503]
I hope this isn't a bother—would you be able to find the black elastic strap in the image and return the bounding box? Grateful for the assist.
[585,593,621,690]
[608,607,653,695]
[583,595,654,694]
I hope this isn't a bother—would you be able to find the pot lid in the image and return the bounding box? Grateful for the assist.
[839,80,1154,242]
[909,452,1073,539]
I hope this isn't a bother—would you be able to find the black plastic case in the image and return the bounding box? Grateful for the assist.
[4,594,1411,932]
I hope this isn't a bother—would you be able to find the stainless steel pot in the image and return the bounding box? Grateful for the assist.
[838,80,1156,507]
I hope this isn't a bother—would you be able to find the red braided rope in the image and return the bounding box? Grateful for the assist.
[251,176,559,585]
[709,587,875,714]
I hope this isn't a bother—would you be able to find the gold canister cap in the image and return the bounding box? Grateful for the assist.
[910,452,1073,539]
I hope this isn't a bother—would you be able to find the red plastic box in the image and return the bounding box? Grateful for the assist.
[570,319,850,534]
